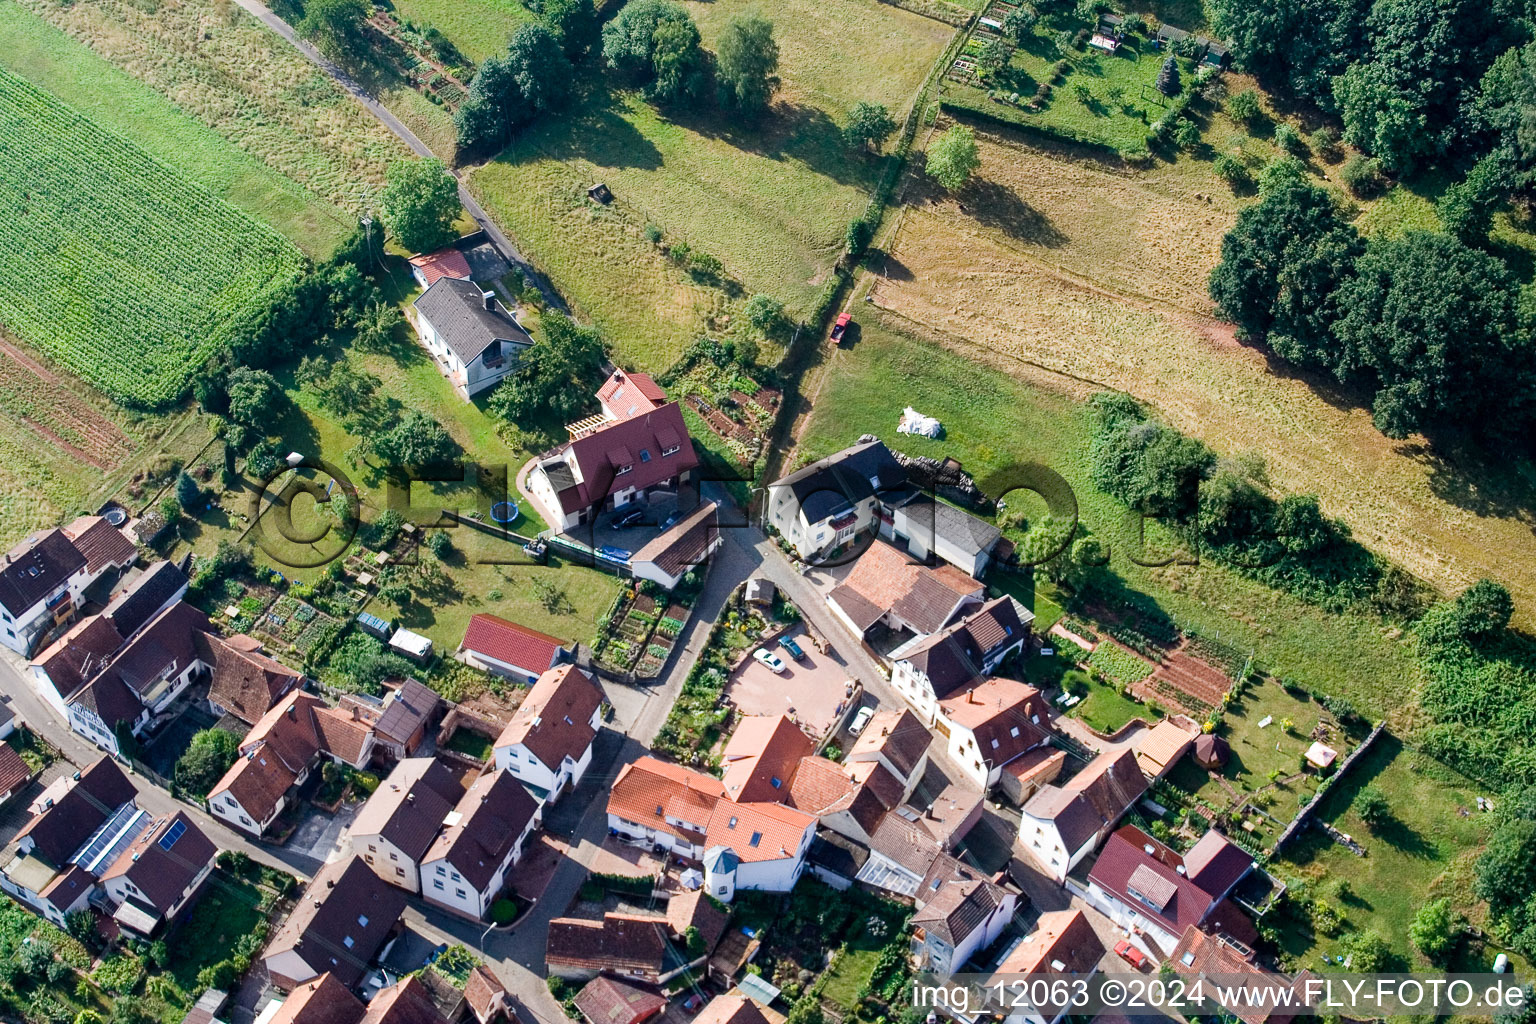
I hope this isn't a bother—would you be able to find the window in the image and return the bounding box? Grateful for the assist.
[437,866,446,875]
[357,915,369,927]
[456,888,467,898]
[368,844,377,852]
[990,738,1000,749]
[1009,727,1019,738]
[662,445,680,457]
[770,777,782,789]
[1180,951,1196,966]
[389,852,398,861]
[640,450,652,463]
[343,936,355,949]
[728,817,738,829]
[718,886,729,896]
[396,868,404,876]
[434,880,444,890]
[749,832,763,847]
[616,464,633,475]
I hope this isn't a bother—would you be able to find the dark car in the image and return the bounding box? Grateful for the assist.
[611,509,647,530]
[777,635,806,660]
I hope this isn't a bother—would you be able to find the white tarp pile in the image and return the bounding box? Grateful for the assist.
[897,406,942,438]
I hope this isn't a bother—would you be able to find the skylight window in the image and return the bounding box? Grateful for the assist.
[640,450,652,463]
[749,832,763,847]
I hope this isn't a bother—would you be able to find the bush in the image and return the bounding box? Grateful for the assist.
[1309,125,1341,161]
[1227,89,1264,127]
[490,898,519,924]
[1273,122,1304,154]
[1340,154,1385,197]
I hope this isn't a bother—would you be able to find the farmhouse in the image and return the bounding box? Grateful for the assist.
[421,769,542,920]
[889,596,1033,723]
[527,383,699,532]
[0,518,134,656]
[413,277,534,399]
[1019,749,1146,883]
[459,614,571,683]
[493,663,604,800]
[209,693,377,836]
[349,757,464,892]
[1084,826,1257,956]
[341,678,444,763]
[572,976,667,1024]
[263,856,408,991]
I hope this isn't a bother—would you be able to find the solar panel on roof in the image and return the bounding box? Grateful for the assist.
[159,819,186,851]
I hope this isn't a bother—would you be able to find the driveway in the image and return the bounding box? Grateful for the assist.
[284,800,360,869]
[723,625,854,740]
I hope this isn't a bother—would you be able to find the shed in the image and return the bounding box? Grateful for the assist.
[737,973,781,1008]
[1304,741,1338,770]
[587,183,613,205]
[744,578,776,606]
[390,628,434,663]
[357,611,395,640]
[1193,733,1230,768]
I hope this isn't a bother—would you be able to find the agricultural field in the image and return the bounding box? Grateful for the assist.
[0,0,354,256]
[793,304,1423,715]
[13,0,413,214]
[871,125,1536,624]
[469,0,954,370]
[0,68,305,406]
[388,0,532,63]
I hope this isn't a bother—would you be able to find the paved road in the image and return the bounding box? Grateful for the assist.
[227,0,566,311]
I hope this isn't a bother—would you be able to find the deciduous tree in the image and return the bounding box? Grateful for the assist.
[716,13,780,112]
[381,158,461,254]
[926,124,980,191]
[842,101,897,152]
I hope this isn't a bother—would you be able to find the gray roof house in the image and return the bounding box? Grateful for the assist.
[413,278,534,400]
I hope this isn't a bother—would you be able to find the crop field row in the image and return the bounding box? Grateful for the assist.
[0,68,305,406]
[14,0,412,214]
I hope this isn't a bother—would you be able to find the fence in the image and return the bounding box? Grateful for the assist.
[1268,720,1388,857]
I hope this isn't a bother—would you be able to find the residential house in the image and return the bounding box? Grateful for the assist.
[407,247,473,290]
[0,518,134,656]
[572,976,667,1024]
[719,715,814,803]
[465,964,511,1024]
[209,693,377,836]
[607,753,816,901]
[1167,925,1314,1024]
[1084,826,1257,955]
[786,755,901,848]
[911,865,1017,973]
[202,633,304,726]
[1134,717,1200,781]
[526,381,699,533]
[694,996,771,1024]
[889,598,1033,724]
[1019,749,1147,883]
[997,747,1068,807]
[0,743,30,805]
[596,370,668,422]
[493,664,603,800]
[99,811,216,936]
[934,677,1055,790]
[349,757,464,892]
[103,561,189,639]
[854,813,945,898]
[827,541,986,646]
[268,973,365,1024]
[806,830,870,890]
[845,707,931,802]
[766,440,908,564]
[630,501,721,590]
[413,277,534,400]
[983,910,1105,1024]
[546,889,727,984]
[342,678,444,764]
[421,770,542,919]
[360,976,453,1024]
[263,856,408,991]
[459,614,570,684]
[0,758,139,926]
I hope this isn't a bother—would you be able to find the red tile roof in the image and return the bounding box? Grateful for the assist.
[460,614,566,678]
[695,995,771,1024]
[465,964,509,1024]
[495,664,602,771]
[608,756,726,841]
[704,799,815,864]
[596,370,668,419]
[939,678,1054,769]
[547,403,699,514]
[268,972,366,1024]
[407,248,473,286]
[1087,826,1254,940]
[62,516,136,575]
[547,914,671,975]
[360,976,450,1024]
[720,715,815,803]
[1168,926,1313,1024]
[574,976,667,1024]
[0,743,30,797]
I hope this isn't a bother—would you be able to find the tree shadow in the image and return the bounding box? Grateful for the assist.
[963,177,1069,247]
[508,84,665,172]
[660,96,874,190]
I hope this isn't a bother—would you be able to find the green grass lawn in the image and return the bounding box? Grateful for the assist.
[0,0,353,257]
[1067,672,1147,734]
[795,305,1423,718]
[943,20,1198,153]
[387,0,532,63]
[1272,735,1523,973]
[444,727,495,760]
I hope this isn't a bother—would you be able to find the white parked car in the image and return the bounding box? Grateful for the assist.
[849,706,876,735]
[752,648,788,674]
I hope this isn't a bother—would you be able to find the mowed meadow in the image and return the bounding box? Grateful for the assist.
[871,117,1536,622]
[469,0,956,371]
[0,68,305,406]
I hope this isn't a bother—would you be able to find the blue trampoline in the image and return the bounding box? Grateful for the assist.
[491,501,520,524]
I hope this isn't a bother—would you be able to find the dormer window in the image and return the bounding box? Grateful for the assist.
[662,445,680,456]
[616,464,633,475]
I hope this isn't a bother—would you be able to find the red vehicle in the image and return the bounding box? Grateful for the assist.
[831,311,852,343]
[1114,939,1147,969]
